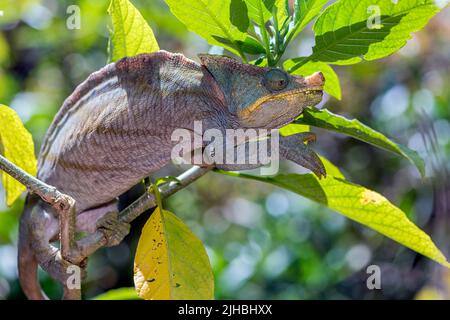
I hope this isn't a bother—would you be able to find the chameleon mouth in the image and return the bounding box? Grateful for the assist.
[239,86,323,118]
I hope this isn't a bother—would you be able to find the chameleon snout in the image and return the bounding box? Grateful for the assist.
[304,71,325,88]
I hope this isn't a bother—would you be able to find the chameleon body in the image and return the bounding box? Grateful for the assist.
[18,51,325,299]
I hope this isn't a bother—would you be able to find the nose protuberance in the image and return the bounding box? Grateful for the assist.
[305,71,325,87]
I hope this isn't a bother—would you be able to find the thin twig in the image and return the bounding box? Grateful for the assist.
[120,165,213,223]
[72,166,213,262]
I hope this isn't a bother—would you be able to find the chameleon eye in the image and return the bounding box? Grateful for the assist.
[263,69,289,92]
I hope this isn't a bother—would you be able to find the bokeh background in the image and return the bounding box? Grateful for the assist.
[0,0,449,300]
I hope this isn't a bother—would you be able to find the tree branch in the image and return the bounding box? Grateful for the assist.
[0,155,72,208]
[71,165,213,263]
[120,165,213,223]
[0,154,82,299]
[0,154,212,298]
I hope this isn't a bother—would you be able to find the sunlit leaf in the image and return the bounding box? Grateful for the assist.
[221,171,450,268]
[164,0,247,55]
[279,123,310,136]
[295,108,425,176]
[108,0,160,62]
[287,0,443,72]
[244,0,275,24]
[240,36,267,54]
[275,0,289,25]
[291,0,328,37]
[319,155,345,179]
[134,207,214,300]
[0,105,37,206]
[214,35,266,54]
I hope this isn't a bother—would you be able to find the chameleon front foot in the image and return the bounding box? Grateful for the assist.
[280,132,326,178]
[96,211,131,247]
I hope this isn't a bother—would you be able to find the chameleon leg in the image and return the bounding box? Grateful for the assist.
[65,202,130,261]
[210,131,326,177]
[95,211,131,247]
[77,200,131,248]
[205,138,262,171]
[279,132,326,178]
[1,154,84,298]
[58,196,84,300]
[26,202,85,300]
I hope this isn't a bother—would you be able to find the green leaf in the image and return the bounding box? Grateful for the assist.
[164,0,247,55]
[134,207,214,300]
[0,105,37,206]
[221,171,450,268]
[93,288,141,300]
[285,60,341,100]
[295,108,425,176]
[319,156,345,179]
[291,0,328,37]
[279,123,310,136]
[215,35,266,54]
[230,0,250,32]
[244,0,276,24]
[287,0,443,72]
[108,0,160,62]
[240,36,267,54]
[275,0,289,25]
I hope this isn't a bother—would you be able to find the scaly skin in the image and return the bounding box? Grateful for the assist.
[18,50,325,299]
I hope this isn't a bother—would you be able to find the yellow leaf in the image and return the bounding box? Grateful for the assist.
[0,105,37,206]
[134,207,214,300]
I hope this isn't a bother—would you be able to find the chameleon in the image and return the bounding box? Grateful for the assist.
[17,50,326,299]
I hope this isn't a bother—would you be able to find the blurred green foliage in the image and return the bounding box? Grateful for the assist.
[0,0,449,300]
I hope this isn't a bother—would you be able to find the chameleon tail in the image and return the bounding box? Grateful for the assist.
[18,194,48,300]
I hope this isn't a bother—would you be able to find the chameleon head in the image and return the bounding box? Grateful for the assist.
[199,54,324,129]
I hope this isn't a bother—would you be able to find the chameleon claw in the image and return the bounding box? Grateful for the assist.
[280,133,326,179]
[298,144,326,179]
[96,211,130,247]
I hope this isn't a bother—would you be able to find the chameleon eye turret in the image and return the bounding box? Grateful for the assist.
[263,69,290,92]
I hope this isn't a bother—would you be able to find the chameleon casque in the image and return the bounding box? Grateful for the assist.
[18,50,325,299]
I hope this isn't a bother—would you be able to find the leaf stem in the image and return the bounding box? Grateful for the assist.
[272,7,281,66]
[149,183,163,210]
